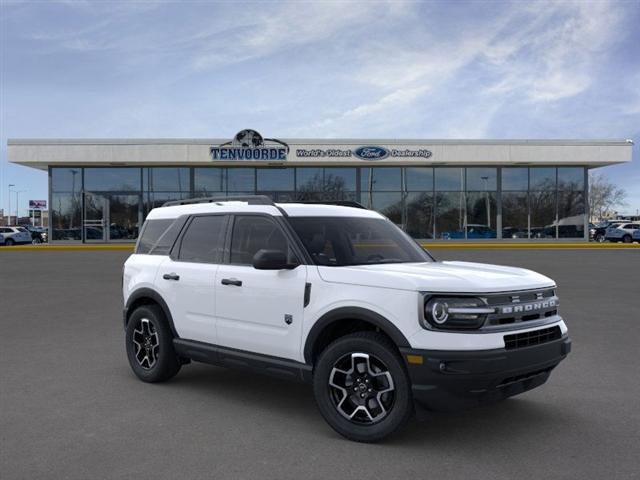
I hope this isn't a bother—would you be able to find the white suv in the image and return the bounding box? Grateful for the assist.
[123,196,571,442]
[0,226,32,246]
[605,223,640,243]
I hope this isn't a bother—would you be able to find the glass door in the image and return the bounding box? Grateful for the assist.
[84,193,141,242]
[84,193,107,242]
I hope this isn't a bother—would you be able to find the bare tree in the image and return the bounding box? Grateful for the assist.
[589,172,627,221]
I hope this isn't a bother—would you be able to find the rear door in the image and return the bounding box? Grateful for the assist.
[215,214,307,361]
[156,214,229,345]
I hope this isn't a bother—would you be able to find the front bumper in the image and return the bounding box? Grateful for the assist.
[400,334,571,411]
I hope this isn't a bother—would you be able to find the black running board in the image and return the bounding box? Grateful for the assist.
[173,339,312,383]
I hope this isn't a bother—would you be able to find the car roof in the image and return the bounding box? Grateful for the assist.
[146,201,383,220]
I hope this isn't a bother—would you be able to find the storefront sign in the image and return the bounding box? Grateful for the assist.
[211,129,289,161]
[295,146,433,160]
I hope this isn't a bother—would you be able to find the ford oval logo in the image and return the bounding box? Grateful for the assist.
[354,146,389,160]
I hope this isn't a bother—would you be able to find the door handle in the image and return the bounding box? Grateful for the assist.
[221,278,242,287]
[163,273,180,281]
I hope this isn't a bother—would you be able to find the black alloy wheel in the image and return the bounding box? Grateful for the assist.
[125,305,181,383]
[313,332,413,443]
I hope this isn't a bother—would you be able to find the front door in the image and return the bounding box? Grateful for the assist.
[84,193,142,242]
[215,215,307,361]
[84,193,107,242]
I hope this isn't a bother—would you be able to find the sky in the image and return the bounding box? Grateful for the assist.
[1,0,639,217]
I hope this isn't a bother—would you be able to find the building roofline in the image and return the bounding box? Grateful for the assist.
[7,138,634,146]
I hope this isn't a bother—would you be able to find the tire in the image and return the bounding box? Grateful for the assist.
[32,238,42,245]
[5,238,14,246]
[622,235,632,243]
[125,304,181,383]
[313,332,413,443]
[595,233,605,243]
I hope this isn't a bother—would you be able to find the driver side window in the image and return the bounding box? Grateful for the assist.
[229,216,293,265]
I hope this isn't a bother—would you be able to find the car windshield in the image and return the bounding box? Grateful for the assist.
[288,216,433,266]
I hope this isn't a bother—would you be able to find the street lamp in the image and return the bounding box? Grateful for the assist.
[8,184,15,225]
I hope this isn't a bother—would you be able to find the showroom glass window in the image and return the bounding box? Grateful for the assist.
[144,167,191,212]
[194,168,225,196]
[295,168,324,201]
[529,168,557,238]
[50,168,82,241]
[434,168,464,239]
[465,168,497,239]
[557,167,585,238]
[227,168,256,193]
[405,167,434,239]
[256,168,295,202]
[362,167,403,226]
[84,168,141,191]
[501,168,529,239]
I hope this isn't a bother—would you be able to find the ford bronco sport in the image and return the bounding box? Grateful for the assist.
[122,196,571,442]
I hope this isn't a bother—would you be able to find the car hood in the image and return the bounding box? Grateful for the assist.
[317,261,555,293]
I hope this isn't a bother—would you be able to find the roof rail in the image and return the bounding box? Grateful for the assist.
[297,200,368,210]
[161,195,275,207]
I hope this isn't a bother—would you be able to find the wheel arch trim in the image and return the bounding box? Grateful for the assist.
[303,307,411,364]
[124,288,179,338]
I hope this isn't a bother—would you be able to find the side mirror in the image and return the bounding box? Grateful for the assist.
[252,249,297,270]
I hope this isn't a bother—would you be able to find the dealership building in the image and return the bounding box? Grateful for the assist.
[7,131,633,243]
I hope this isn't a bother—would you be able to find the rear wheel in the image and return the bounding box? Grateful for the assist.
[622,234,632,243]
[32,237,42,245]
[125,305,181,383]
[313,332,413,442]
[595,233,605,243]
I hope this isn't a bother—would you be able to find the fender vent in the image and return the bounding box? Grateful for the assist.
[504,326,561,350]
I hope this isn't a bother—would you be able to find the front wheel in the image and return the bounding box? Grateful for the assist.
[125,305,181,383]
[313,332,413,443]
[595,233,605,243]
[5,238,14,246]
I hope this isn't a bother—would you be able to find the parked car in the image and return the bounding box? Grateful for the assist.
[501,227,528,239]
[0,226,33,246]
[122,195,570,442]
[441,224,497,239]
[20,225,48,244]
[632,229,640,243]
[605,223,640,243]
[591,221,624,242]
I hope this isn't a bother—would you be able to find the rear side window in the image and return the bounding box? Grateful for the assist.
[137,219,174,254]
[178,215,227,263]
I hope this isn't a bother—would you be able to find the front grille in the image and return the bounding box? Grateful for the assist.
[483,288,558,328]
[504,326,562,350]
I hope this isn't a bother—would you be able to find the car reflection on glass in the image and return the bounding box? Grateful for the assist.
[441,224,496,239]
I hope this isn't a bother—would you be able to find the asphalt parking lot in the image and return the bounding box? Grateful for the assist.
[1,249,639,479]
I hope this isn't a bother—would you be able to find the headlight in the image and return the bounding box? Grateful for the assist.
[422,297,494,330]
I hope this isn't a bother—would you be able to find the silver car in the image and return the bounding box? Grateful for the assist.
[605,223,640,243]
[0,226,32,246]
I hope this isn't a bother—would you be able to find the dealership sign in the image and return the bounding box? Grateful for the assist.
[211,129,289,161]
[296,146,433,160]
[29,200,47,209]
